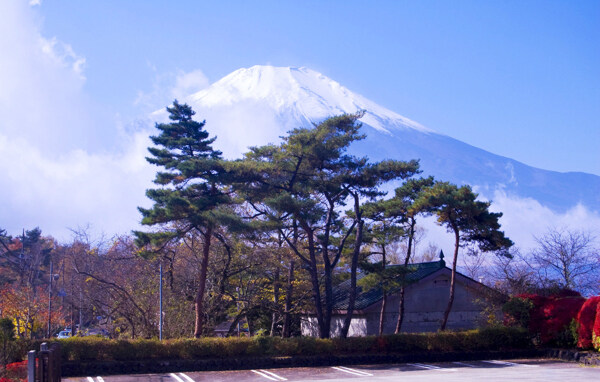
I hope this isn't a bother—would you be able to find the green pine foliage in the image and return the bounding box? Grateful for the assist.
[136,100,233,243]
[231,112,420,338]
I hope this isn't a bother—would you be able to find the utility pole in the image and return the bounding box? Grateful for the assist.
[47,261,53,338]
[21,228,24,281]
[236,286,241,337]
[79,290,82,334]
[159,262,163,341]
[70,277,74,336]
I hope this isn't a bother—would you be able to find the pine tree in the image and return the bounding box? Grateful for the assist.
[338,158,420,338]
[135,101,236,337]
[235,114,364,338]
[416,182,513,331]
[387,177,435,333]
[358,203,407,336]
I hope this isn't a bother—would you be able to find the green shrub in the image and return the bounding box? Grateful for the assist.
[271,337,299,356]
[1,338,35,367]
[331,337,375,354]
[384,333,424,352]
[249,336,274,356]
[473,326,531,350]
[503,297,534,328]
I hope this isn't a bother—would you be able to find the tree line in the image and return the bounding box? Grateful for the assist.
[0,101,597,340]
[134,101,511,338]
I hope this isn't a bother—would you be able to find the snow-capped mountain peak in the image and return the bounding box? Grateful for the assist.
[187,65,431,135]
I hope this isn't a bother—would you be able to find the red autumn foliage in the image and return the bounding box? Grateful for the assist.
[516,290,585,345]
[3,362,26,373]
[1,360,27,382]
[6,238,22,252]
[594,301,600,351]
[576,296,600,349]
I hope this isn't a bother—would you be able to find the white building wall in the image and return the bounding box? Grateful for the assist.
[301,316,367,337]
[301,269,500,337]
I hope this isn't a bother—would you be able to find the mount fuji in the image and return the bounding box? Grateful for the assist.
[154,65,599,214]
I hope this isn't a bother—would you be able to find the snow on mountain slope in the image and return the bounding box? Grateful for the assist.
[186,65,431,133]
[156,65,599,213]
[353,126,600,213]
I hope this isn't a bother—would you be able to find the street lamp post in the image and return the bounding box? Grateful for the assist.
[47,261,59,338]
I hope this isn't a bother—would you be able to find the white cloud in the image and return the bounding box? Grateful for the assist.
[0,2,218,242]
[39,36,86,78]
[0,0,154,241]
[0,131,155,241]
[0,0,117,154]
[489,190,600,252]
[171,69,209,100]
[407,188,600,263]
[135,66,210,114]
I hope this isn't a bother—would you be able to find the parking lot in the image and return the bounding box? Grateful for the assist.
[65,359,599,382]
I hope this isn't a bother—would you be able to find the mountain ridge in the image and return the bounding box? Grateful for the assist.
[157,65,599,213]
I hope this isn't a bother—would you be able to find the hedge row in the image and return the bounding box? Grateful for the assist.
[42,327,531,362]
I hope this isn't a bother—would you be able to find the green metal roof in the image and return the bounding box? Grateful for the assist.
[332,260,446,311]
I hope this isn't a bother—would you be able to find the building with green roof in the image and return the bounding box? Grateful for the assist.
[301,251,504,337]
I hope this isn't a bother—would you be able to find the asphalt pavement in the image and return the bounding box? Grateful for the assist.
[64,359,599,382]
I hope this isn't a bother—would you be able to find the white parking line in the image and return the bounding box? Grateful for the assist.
[86,378,94,382]
[260,370,287,381]
[331,366,374,377]
[86,377,104,382]
[251,369,287,381]
[169,373,186,382]
[408,363,456,372]
[453,361,477,367]
[96,377,105,382]
[483,360,538,367]
[178,372,195,382]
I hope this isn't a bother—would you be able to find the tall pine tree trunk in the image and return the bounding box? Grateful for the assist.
[395,287,406,334]
[341,195,363,338]
[282,220,297,338]
[246,314,254,336]
[194,226,213,338]
[308,259,325,338]
[322,259,333,339]
[320,206,334,340]
[395,218,415,333]
[378,244,388,336]
[441,228,459,331]
[282,259,295,338]
[303,225,325,338]
[270,266,280,336]
[379,291,387,336]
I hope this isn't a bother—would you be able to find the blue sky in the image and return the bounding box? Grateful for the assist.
[0,0,598,243]
[38,0,600,175]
